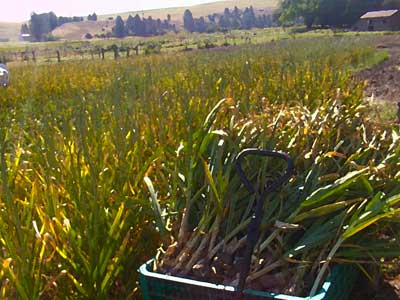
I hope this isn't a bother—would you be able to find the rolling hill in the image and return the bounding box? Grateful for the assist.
[100,0,278,21]
[0,0,279,41]
[53,0,278,40]
[0,22,21,42]
[52,20,116,40]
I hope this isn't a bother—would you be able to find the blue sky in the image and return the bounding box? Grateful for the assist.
[5,0,220,22]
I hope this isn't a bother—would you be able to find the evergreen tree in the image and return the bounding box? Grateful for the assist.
[218,15,231,29]
[195,17,207,33]
[126,15,135,34]
[224,8,231,17]
[133,14,144,35]
[233,6,241,18]
[88,13,98,21]
[20,23,30,34]
[183,9,195,32]
[114,16,126,37]
[242,7,256,29]
[144,16,156,35]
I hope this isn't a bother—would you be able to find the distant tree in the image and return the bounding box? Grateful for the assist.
[58,16,67,25]
[144,16,157,35]
[88,13,98,21]
[205,22,217,33]
[20,23,30,35]
[30,13,51,41]
[195,17,207,33]
[224,8,231,17]
[344,0,383,25]
[114,16,126,37]
[383,0,400,8]
[73,16,84,22]
[218,15,231,29]
[183,9,195,32]
[317,0,347,26]
[279,0,321,28]
[49,12,58,30]
[279,0,385,28]
[233,6,241,18]
[242,6,256,29]
[132,14,144,35]
[126,15,135,34]
[167,14,171,23]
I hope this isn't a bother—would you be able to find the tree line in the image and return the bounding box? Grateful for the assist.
[21,6,276,42]
[112,14,176,37]
[279,0,400,28]
[183,6,274,33]
[21,12,97,41]
[111,7,273,38]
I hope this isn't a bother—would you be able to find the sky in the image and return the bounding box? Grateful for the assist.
[4,0,220,22]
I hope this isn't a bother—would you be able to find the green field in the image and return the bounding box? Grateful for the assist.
[1,27,397,65]
[0,33,399,299]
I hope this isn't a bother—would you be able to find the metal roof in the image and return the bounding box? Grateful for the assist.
[360,10,399,19]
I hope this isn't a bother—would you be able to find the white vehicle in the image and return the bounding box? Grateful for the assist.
[0,64,9,87]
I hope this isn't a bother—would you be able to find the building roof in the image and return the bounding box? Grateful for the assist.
[360,10,399,19]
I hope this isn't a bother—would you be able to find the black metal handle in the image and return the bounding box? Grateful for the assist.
[235,148,294,295]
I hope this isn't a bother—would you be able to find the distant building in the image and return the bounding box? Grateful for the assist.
[355,10,400,31]
[20,33,31,42]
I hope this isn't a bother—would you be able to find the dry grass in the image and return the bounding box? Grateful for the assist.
[52,20,115,40]
[100,0,277,22]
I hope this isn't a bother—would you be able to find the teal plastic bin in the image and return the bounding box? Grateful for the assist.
[138,260,358,300]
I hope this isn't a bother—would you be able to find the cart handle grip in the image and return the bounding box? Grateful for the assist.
[235,149,294,198]
[235,148,294,295]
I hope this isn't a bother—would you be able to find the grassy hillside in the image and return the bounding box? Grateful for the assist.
[100,0,278,21]
[53,0,278,40]
[0,22,21,41]
[0,0,278,41]
[52,20,115,40]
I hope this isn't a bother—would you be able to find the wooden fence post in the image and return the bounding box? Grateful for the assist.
[56,50,61,63]
[32,51,36,62]
[101,48,105,60]
[113,47,119,60]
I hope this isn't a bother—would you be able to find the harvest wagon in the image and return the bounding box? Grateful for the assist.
[139,149,358,300]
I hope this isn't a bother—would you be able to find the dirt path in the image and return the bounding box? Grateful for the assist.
[351,35,400,300]
[357,36,400,102]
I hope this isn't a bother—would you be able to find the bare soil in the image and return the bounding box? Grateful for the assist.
[356,35,400,102]
[351,36,400,299]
